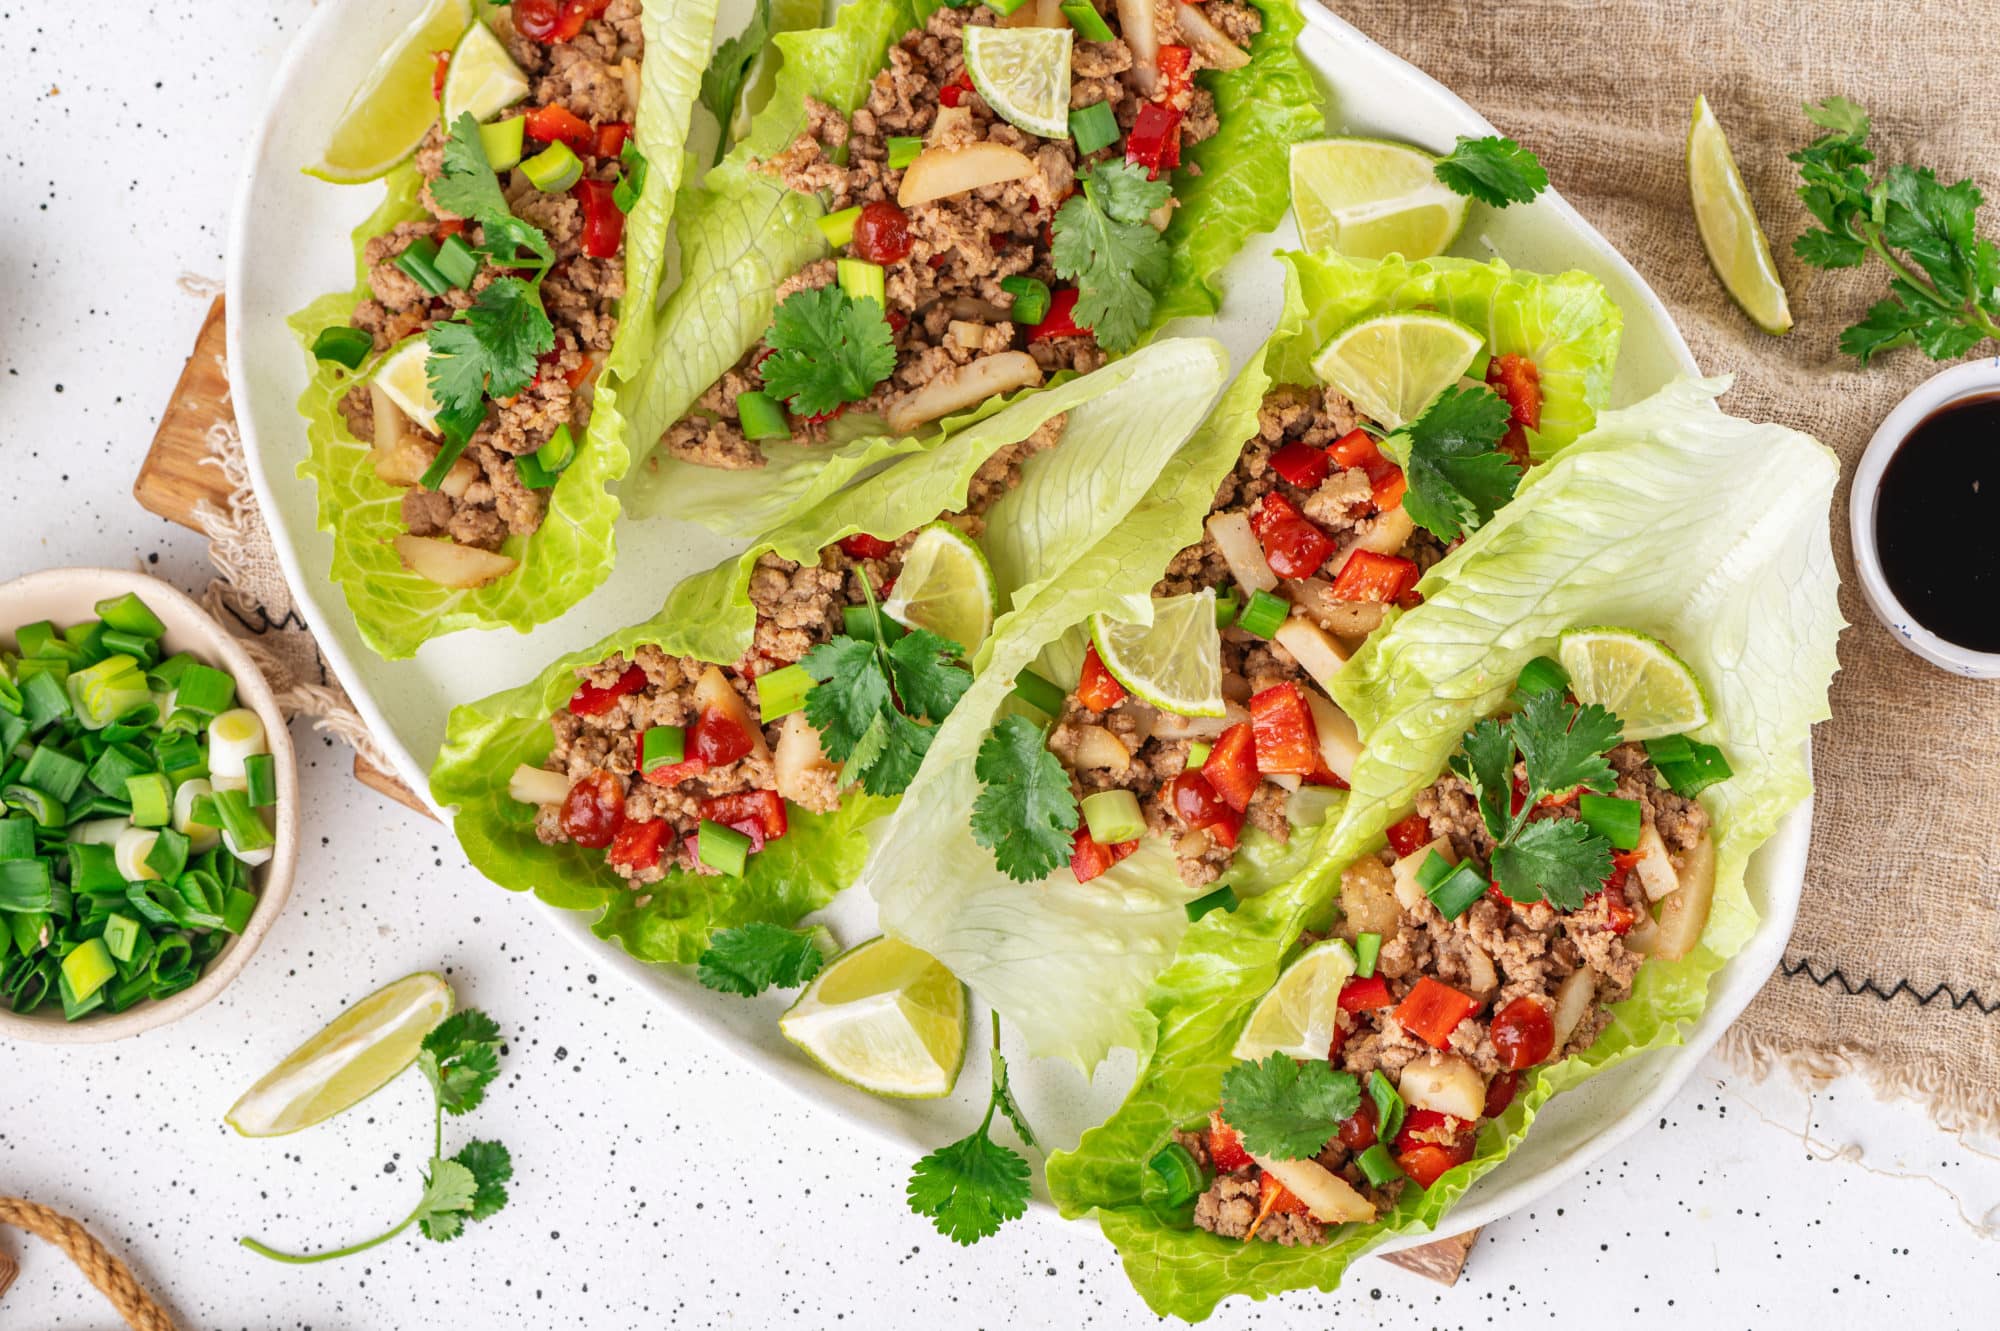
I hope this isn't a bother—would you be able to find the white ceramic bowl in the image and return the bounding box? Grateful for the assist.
[0,568,300,1043]
[1849,356,2000,679]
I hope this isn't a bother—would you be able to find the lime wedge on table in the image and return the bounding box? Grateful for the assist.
[1231,938,1357,1062]
[225,972,454,1137]
[1557,627,1711,741]
[1090,591,1226,719]
[1289,138,1467,261]
[441,18,529,126]
[372,338,443,434]
[1687,94,1793,335]
[780,937,968,1099]
[1310,311,1486,430]
[881,523,998,655]
[962,25,1074,139]
[307,0,472,183]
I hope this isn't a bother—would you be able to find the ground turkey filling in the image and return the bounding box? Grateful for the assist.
[530,421,1063,881]
[1048,384,1445,888]
[334,1,642,552]
[1181,745,1712,1246]
[663,2,1259,470]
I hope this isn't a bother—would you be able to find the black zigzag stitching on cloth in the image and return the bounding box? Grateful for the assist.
[1782,956,1998,1015]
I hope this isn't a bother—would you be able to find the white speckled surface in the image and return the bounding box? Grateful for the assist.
[2,3,1996,1327]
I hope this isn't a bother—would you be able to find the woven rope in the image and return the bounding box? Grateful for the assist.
[0,1197,178,1331]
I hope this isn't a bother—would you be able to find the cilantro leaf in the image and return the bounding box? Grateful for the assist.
[1396,384,1520,541]
[1050,160,1172,354]
[1448,715,1516,842]
[1803,95,1870,136]
[1219,1054,1362,1161]
[424,278,556,448]
[907,1130,1031,1245]
[760,285,897,417]
[1512,689,1620,800]
[1433,134,1550,209]
[451,1139,513,1222]
[699,0,771,164]
[970,715,1078,882]
[857,707,935,797]
[885,629,973,721]
[414,1157,479,1242]
[420,1009,504,1116]
[801,635,891,761]
[696,923,826,996]
[1491,816,1610,911]
[430,113,554,270]
[988,1037,1037,1150]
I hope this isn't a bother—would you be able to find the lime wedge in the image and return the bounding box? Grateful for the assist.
[1289,138,1467,261]
[880,523,997,656]
[1231,938,1356,1062]
[372,337,442,434]
[441,18,529,127]
[308,0,473,183]
[780,937,968,1099]
[1310,311,1486,430]
[1089,591,1225,718]
[1688,94,1793,335]
[962,25,1074,139]
[1557,627,1711,741]
[225,972,454,1137]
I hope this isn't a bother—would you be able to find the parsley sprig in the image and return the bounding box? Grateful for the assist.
[1051,160,1172,354]
[1790,97,2000,363]
[1395,383,1520,542]
[801,588,972,797]
[906,1012,1035,1245]
[1219,1053,1362,1160]
[970,713,1078,882]
[241,1010,514,1263]
[697,922,827,996]
[1449,688,1621,909]
[761,285,898,418]
[1433,135,1550,209]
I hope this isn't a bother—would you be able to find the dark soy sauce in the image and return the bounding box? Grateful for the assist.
[1874,392,2000,652]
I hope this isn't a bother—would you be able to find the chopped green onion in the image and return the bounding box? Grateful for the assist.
[1081,789,1145,845]
[102,913,142,963]
[1185,741,1212,769]
[843,604,905,645]
[999,275,1051,326]
[1414,849,1454,892]
[86,742,150,797]
[756,665,816,724]
[0,675,20,717]
[244,753,278,808]
[815,204,863,249]
[147,652,196,693]
[188,794,220,829]
[697,819,752,877]
[126,772,172,828]
[735,389,792,441]
[981,0,1031,13]
[311,325,373,370]
[886,135,923,170]
[93,594,166,640]
[1512,655,1570,704]
[20,671,71,730]
[67,655,150,729]
[1367,1069,1406,1143]
[211,789,274,855]
[417,434,471,491]
[171,664,236,718]
[0,858,53,912]
[66,843,123,895]
[480,115,526,171]
[1069,100,1120,156]
[60,937,116,1003]
[1009,668,1064,717]
[1060,0,1115,40]
[1578,793,1642,850]
[1146,1142,1206,1205]
[3,784,65,828]
[64,620,105,658]
[1424,860,1489,921]
[1212,592,1241,629]
[433,233,480,289]
[639,725,686,774]
[1355,1142,1404,1187]
[0,819,34,860]
[22,745,87,804]
[836,258,887,308]
[514,451,560,489]
[1237,589,1289,640]
[1647,736,1732,798]
[160,708,206,736]
[221,886,258,934]
[16,622,64,659]
[155,734,205,782]
[145,826,189,882]
[1185,884,1238,922]
[1354,931,1381,979]
[536,422,578,474]
[521,141,582,192]
[98,630,158,667]
[613,139,649,213]
[392,236,452,297]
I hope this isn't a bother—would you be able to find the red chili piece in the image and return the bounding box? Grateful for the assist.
[594,121,631,158]
[606,818,671,870]
[700,790,789,843]
[839,532,896,560]
[1395,976,1480,1049]
[1028,288,1089,342]
[1269,440,1332,489]
[1200,722,1260,812]
[1249,492,1336,579]
[1329,549,1421,603]
[1125,101,1183,179]
[573,178,624,259]
[1248,682,1320,776]
[1075,645,1127,712]
[1485,353,1543,467]
[1069,828,1139,883]
[1207,1110,1254,1172]
[850,200,915,265]
[559,769,626,848]
[430,50,451,102]
[567,662,647,716]
[1386,812,1433,858]
[525,104,595,154]
[1338,974,1393,1013]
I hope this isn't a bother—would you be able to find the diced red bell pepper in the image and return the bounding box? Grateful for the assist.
[690,706,756,768]
[1393,1107,1475,1186]
[1169,771,1243,849]
[1248,683,1320,776]
[940,71,973,108]
[1207,1109,1254,1172]
[1207,811,1243,849]
[1269,440,1332,489]
[1200,722,1260,812]
[1386,812,1433,858]
[430,49,451,102]
[839,532,896,560]
[552,0,613,42]
[1396,1140,1473,1190]
[1329,428,1382,471]
[1325,1014,1346,1061]
[573,178,624,259]
[565,354,594,390]
[1338,973,1393,1013]
[1329,549,1420,604]
[1489,995,1555,1071]
[1251,1171,1310,1234]
[1028,287,1089,342]
[559,768,626,848]
[525,103,595,155]
[700,790,789,843]
[1370,467,1407,511]
[1070,828,1139,883]
[606,817,672,871]
[1587,876,1640,934]
[1483,1069,1521,1119]
[435,217,468,240]
[568,662,647,716]
[1125,101,1183,178]
[1395,976,1481,1049]
[1249,492,1336,579]
[1337,1096,1379,1150]
[1076,645,1127,712]
[1485,353,1543,467]
[595,121,631,158]
[512,0,565,41]
[1612,848,1645,871]
[1155,44,1195,101]
[638,754,708,788]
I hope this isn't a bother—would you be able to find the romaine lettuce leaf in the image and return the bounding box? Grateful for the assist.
[290,0,718,659]
[1045,377,1843,1320]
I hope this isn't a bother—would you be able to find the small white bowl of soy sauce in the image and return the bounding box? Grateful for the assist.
[1851,358,2000,678]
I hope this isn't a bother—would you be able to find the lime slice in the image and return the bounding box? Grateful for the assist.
[1310,311,1486,430]
[1557,627,1711,741]
[1231,938,1356,1062]
[780,937,968,1099]
[225,972,454,1137]
[1089,591,1225,718]
[441,18,529,127]
[308,0,473,184]
[1688,95,1792,335]
[962,26,1074,139]
[880,523,997,655]
[1289,138,1468,261]
[372,337,443,434]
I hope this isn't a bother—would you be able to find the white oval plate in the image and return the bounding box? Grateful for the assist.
[229,0,1806,1273]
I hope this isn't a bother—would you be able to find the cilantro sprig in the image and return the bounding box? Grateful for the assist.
[801,590,971,797]
[970,714,1078,882]
[1433,135,1550,210]
[1051,160,1172,354]
[1790,97,2000,363]
[1449,688,1621,909]
[241,1009,514,1262]
[1219,1054,1362,1160]
[1395,383,1521,542]
[697,922,827,996]
[699,0,773,164]
[907,1012,1035,1245]
[761,285,898,418]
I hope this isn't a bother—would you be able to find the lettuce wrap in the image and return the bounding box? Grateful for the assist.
[291,0,718,659]
[1044,376,1843,1320]
[861,248,1624,1072]
[617,0,1325,528]
[429,337,1233,965]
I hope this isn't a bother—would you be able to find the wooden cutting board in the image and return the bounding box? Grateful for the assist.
[131,298,1478,1286]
